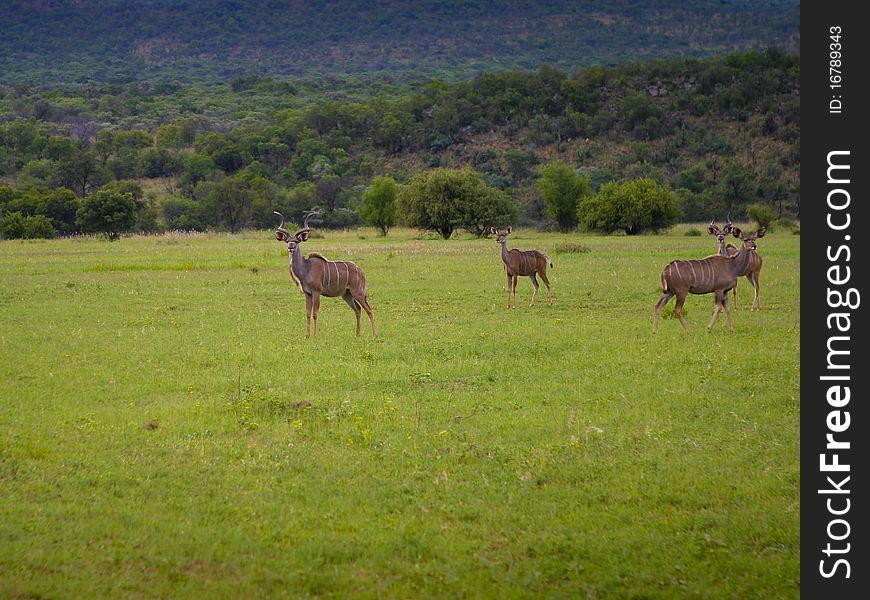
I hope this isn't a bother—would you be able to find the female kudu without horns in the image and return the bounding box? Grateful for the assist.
[491,226,553,308]
[275,210,376,338]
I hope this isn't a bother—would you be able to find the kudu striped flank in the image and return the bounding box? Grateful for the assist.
[653,235,756,332]
[491,226,553,308]
[275,210,376,338]
[708,220,765,311]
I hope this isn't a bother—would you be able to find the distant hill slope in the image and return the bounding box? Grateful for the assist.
[1,0,799,84]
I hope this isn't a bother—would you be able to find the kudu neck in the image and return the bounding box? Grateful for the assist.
[499,240,510,262]
[726,246,752,274]
[290,245,308,274]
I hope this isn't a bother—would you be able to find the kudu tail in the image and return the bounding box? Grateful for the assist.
[661,262,673,293]
[544,254,553,268]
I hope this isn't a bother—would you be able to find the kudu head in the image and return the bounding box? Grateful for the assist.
[730,225,765,251]
[275,209,321,253]
[490,226,512,244]
[706,216,734,252]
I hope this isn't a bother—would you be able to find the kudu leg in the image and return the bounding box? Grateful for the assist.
[539,270,553,305]
[707,291,733,332]
[750,272,761,311]
[354,293,377,337]
[732,280,739,312]
[343,291,362,336]
[529,274,539,306]
[653,291,674,332]
[311,293,321,337]
[305,293,313,338]
[508,273,513,308]
[723,292,734,331]
[673,294,689,332]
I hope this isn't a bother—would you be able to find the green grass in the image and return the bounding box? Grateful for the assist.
[0,226,800,598]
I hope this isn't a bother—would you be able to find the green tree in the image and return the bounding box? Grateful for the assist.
[162,196,204,230]
[536,161,591,232]
[359,176,397,236]
[21,214,56,239]
[76,189,137,239]
[620,91,663,137]
[578,178,680,235]
[277,182,318,226]
[0,211,26,239]
[136,148,183,179]
[503,149,539,184]
[179,153,220,197]
[38,188,81,234]
[397,167,517,239]
[746,203,776,229]
[718,159,756,212]
[57,150,110,197]
[200,177,252,233]
[155,124,184,149]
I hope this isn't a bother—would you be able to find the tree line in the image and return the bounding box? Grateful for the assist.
[1,49,799,239]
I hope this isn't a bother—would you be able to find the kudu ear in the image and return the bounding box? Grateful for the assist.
[707,225,718,235]
[755,228,766,238]
[490,226,498,235]
[275,230,289,242]
[506,226,512,234]
[730,227,743,239]
[298,231,310,242]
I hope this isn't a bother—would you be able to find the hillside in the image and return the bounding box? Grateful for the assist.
[1,0,799,85]
[1,48,800,237]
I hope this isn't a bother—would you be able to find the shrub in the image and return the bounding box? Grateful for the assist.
[76,189,137,238]
[22,215,56,239]
[162,197,205,231]
[0,212,56,239]
[0,211,26,239]
[358,176,397,236]
[397,167,517,239]
[746,203,777,229]
[554,242,591,254]
[578,178,681,235]
[536,161,592,232]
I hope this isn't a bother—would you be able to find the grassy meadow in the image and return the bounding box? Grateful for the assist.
[0,225,800,598]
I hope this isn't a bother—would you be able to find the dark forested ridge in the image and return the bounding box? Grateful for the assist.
[2,0,799,85]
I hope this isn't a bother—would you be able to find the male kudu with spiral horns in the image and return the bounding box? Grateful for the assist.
[275,209,377,338]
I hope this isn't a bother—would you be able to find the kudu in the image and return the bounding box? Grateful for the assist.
[275,210,377,338]
[653,234,757,332]
[708,218,765,311]
[491,226,553,308]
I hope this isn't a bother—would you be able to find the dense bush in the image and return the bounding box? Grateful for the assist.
[578,178,681,235]
[76,189,138,238]
[1,211,56,239]
[746,203,777,229]
[536,161,592,232]
[358,176,397,236]
[397,168,518,239]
